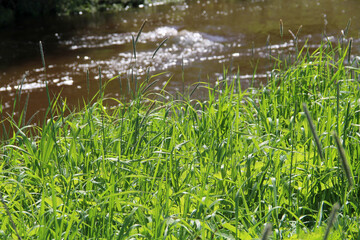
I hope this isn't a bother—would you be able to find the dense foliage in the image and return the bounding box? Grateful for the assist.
[0,40,359,239]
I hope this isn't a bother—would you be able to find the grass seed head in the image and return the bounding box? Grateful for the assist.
[333,132,354,187]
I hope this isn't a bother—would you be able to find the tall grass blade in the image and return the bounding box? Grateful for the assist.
[26,110,40,126]
[0,103,8,140]
[251,41,255,59]
[342,101,351,147]
[251,59,259,88]
[39,41,46,75]
[266,35,271,61]
[190,82,200,98]
[118,75,122,93]
[11,74,26,122]
[39,41,50,100]
[289,102,298,207]
[181,58,185,98]
[99,66,103,99]
[132,35,136,59]
[135,19,147,45]
[131,19,148,60]
[22,93,30,127]
[127,76,131,95]
[18,74,26,100]
[347,37,352,63]
[336,81,340,134]
[86,69,90,95]
[39,41,53,124]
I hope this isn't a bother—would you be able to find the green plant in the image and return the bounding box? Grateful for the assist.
[0,27,359,239]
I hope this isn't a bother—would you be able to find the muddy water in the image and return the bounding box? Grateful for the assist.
[1,0,360,126]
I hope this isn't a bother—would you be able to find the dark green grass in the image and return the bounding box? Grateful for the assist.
[0,41,359,239]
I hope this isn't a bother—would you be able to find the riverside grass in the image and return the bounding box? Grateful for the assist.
[1,43,360,239]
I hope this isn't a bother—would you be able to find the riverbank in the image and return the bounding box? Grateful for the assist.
[1,42,359,238]
[0,0,182,27]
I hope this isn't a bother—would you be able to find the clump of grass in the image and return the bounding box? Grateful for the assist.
[0,30,359,239]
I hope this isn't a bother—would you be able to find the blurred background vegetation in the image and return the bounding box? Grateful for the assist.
[0,0,145,26]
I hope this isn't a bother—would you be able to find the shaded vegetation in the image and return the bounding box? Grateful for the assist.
[0,0,148,26]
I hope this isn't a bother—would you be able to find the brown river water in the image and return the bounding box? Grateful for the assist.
[0,0,359,129]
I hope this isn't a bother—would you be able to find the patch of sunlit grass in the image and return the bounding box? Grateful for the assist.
[0,36,359,239]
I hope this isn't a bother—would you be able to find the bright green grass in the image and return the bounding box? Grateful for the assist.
[1,41,360,239]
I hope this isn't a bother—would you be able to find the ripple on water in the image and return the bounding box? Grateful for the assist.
[64,27,226,80]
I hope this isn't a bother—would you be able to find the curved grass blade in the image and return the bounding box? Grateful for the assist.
[142,79,160,94]
[190,81,201,98]
[152,38,168,59]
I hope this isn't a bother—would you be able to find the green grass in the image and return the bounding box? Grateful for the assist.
[1,40,360,239]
